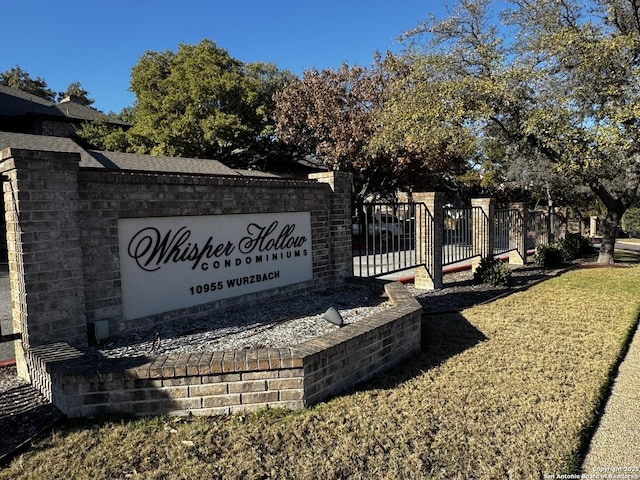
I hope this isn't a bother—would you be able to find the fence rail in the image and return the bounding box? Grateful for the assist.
[442,206,485,267]
[493,208,525,256]
[352,199,571,280]
[352,202,428,278]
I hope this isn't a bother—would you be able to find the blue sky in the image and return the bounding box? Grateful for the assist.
[0,1,448,114]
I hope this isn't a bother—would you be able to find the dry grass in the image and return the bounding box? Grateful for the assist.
[2,266,640,479]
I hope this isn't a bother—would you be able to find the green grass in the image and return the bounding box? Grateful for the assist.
[2,267,640,479]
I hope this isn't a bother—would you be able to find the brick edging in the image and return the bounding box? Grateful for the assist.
[26,282,422,418]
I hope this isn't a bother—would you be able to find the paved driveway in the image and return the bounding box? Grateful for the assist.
[0,265,13,363]
[616,239,640,252]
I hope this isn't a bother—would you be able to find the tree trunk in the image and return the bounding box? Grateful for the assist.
[597,208,621,264]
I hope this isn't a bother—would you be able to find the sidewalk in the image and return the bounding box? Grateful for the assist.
[581,319,640,473]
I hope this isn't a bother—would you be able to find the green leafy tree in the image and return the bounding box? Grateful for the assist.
[0,65,55,100]
[125,39,294,161]
[622,207,640,236]
[74,113,132,152]
[57,81,94,106]
[384,0,640,263]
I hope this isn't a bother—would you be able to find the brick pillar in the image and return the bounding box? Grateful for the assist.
[309,171,353,280]
[471,198,495,273]
[412,192,444,290]
[589,215,598,237]
[0,148,88,378]
[556,207,568,241]
[509,202,528,265]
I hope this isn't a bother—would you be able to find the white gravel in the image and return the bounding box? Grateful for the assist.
[93,283,391,358]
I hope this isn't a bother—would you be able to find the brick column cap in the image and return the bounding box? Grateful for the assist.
[0,147,81,174]
[1,147,81,161]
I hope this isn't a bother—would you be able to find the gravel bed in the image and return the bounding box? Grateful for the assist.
[1,263,567,379]
[93,263,562,359]
[91,283,391,358]
[408,265,560,313]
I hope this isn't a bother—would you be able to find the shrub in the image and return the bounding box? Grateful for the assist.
[534,243,565,268]
[561,233,593,259]
[622,207,640,237]
[535,234,593,268]
[473,255,512,286]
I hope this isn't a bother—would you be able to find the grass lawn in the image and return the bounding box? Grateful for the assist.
[2,264,640,479]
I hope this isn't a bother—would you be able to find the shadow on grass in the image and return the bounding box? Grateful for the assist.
[352,311,487,392]
[417,267,555,314]
[419,312,487,367]
[0,385,64,464]
[615,249,640,264]
[350,265,566,393]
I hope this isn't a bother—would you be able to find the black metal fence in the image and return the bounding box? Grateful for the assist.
[494,208,526,256]
[527,208,564,248]
[351,202,429,278]
[352,202,568,279]
[442,206,486,267]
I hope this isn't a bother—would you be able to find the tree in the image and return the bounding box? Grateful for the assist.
[74,114,132,152]
[622,206,640,236]
[125,39,294,160]
[57,81,94,106]
[275,61,387,200]
[387,0,640,263]
[0,65,55,100]
[274,54,470,203]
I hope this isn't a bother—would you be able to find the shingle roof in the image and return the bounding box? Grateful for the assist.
[84,149,240,176]
[234,169,281,178]
[0,130,84,154]
[0,131,245,176]
[0,84,57,117]
[0,85,128,126]
[53,98,128,125]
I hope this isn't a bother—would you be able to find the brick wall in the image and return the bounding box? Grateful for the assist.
[1,149,88,383]
[0,147,425,418]
[471,198,496,272]
[40,120,77,138]
[0,147,353,378]
[76,169,351,336]
[26,281,421,417]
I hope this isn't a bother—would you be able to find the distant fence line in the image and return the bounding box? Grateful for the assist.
[352,195,579,283]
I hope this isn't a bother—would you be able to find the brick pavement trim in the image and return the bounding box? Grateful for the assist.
[25,282,422,418]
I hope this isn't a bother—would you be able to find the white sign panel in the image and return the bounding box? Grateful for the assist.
[118,212,313,320]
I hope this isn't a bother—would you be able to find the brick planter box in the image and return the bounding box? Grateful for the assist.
[27,282,422,418]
